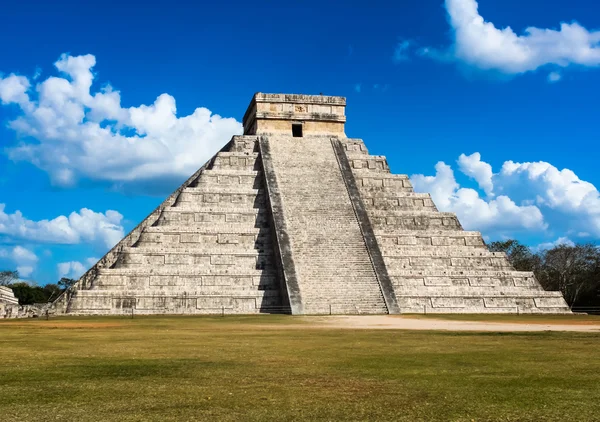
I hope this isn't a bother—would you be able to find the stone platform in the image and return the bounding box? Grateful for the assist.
[53,93,570,315]
[1,286,19,318]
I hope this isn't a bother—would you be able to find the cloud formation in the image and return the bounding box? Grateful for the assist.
[0,204,124,249]
[57,257,97,279]
[393,40,412,63]
[0,246,38,277]
[411,161,546,236]
[410,153,600,240]
[0,54,242,193]
[423,0,600,78]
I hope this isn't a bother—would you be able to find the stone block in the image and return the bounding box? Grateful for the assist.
[534,297,571,308]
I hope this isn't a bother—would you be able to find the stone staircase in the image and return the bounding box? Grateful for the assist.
[339,137,570,314]
[261,134,388,314]
[66,136,287,315]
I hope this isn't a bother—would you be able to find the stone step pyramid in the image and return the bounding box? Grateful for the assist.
[53,93,570,315]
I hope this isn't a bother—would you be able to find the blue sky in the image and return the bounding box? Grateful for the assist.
[1,0,599,284]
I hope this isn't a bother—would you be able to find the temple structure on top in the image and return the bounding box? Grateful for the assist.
[53,93,570,315]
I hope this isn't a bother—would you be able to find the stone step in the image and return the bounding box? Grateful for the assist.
[182,185,263,195]
[394,285,554,296]
[98,267,276,276]
[371,211,461,230]
[157,209,267,226]
[354,170,409,178]
[162,205,263,214]
[174,193,264,208]
[117,253,272,269]
[123,245,272,256]
[398,294,570,314]
[127,243,271,254]
[380,245,490,255]
[339,138,369,153]
[375,231,485,247]
[347,155,390,172]
[229,136,259,153]
[143,225,266,235]
[201,169,260,177]
[385,258,512,270]
[390,274,542,289]
[196,170,262,188]
[383,251,506,260]
[369,209,457,218]
[364,194,437,211]
[385,255,510,267]
[136,232,270,248]
[81,285,280,295]
[356,175,411,190]
[388,269,534,277]
[211,152,259,170]
[360,185,414,194]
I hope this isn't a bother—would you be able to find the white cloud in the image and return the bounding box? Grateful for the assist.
[57,257,97,279]
[393,40,412,63]
[411,153,600,240]
[498,160,600,236]
[0,74,32,109]
[354,83,362,93]
[533,236,575,252]
[547,71,562,83]
[411,161,546,235]
[425,0,600,76]
[0,246,38,277]
[0,54,242,193]
[457,152,494,196]
[0,204,124,249]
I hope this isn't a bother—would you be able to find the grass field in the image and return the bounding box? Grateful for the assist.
[1,315,599,421]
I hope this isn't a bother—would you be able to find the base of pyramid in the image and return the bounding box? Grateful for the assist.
[66,290,289,315]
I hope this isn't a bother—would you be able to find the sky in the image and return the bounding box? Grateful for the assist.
[1,0,599,284]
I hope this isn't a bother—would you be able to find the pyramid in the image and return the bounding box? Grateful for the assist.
[53,93,570,315]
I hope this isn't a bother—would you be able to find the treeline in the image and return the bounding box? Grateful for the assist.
[0,271,76,305]
[489,240,600,312]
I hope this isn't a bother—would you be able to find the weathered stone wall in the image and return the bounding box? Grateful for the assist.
[0,286,19,318]
[243,93,346,136]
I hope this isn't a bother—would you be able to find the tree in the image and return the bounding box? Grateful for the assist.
[0,270,19,286]
[43,284,62,302]
[10,282,48,305]
[536,244,600,308]
[58,278,77,291]
[488,240,541,272]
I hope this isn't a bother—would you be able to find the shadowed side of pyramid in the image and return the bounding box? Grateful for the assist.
[53,93,571,315]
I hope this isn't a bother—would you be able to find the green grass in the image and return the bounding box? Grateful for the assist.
[1,315,599,421]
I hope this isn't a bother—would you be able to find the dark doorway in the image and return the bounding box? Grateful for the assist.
[292,124,303,137]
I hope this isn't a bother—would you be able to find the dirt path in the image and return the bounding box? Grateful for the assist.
[304,315,600,332]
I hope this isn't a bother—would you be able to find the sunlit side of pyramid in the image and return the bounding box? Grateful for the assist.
[54,93,570,315]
